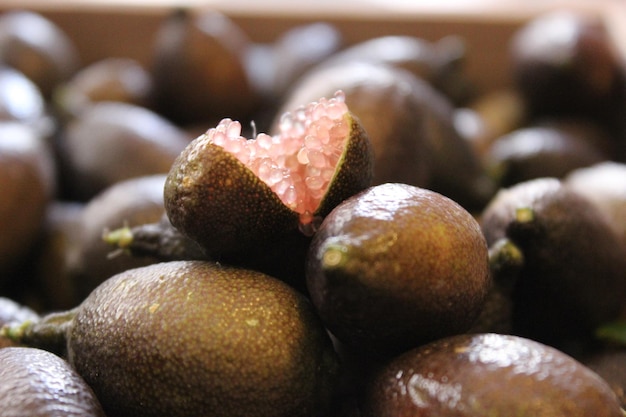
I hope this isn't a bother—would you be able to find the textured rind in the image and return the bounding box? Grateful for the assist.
[164,111,373,259]
[315,112,374,218]
[164,139,299,257]
[0,347,106,417]
[362,333,624,417]
[307,183,490,358]
[66,260,338,417]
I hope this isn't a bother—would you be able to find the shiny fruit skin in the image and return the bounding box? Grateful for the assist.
[67,260,339,417]
[306,183,490,358]
[362,333,624,417]
[480,177,626,347]
[0,347,106,417]
[0,122,55,279]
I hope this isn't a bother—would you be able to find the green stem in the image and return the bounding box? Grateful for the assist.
[0,308,78,356]
[103,218,207,261]
[488,237,524,293]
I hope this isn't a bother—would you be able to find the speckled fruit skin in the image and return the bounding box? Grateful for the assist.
[361,333,624,417]
[0,347,107,417]
[306,183,491,358]
[66,260,339,417]
[163,112,372,259]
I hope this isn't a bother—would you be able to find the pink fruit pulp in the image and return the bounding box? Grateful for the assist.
[205,90,349,224]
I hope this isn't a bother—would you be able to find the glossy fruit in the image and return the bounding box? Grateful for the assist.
[306,183,490,358]
[3,260,339,417]
[485,120,611,187]
[565,161,626,244]
[317,34,473,104]
[480,177,626,348]
[58,101,192,200]
[510,10,626,123]
[150,8,257,125]
[0,122,55,279]
[361,333,624,417]
[0,65,48,132]
[70,174,169,300]
[164,91,373,263]
[54,57,153,120]
[0,347,107,417]
[0,10,79,98]
[273,60,495,211]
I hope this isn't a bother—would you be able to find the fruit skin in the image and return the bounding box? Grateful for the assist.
[273,61,495,211]
[150,8,257,125]
[510,10,625,124]
[480,177,626,348]
[71,174,170,301]
[0,10,79,99]
[0,347,107,417]
[565,161,626,244]
[0,297,39,348]
[58,101,192,200]
[53,57,153,121]
[485,121,612,188]
[361,333,625,417]
[0,122,55,281]
[63,260,339,417]
[164,112,372,261]
[306,183,490,358]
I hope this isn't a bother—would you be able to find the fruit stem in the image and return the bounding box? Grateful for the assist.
[0,308,78,356]
[514,206,535,223]
[595,320,626,347]
[488,237,524,293]
[103,217,207,261]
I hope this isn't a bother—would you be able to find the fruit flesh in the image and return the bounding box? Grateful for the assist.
[205,90,349,220]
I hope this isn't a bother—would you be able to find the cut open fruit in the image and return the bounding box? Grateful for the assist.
[163,90,373,261]
[205,91,349,224]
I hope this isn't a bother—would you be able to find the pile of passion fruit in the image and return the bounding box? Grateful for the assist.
[0,6,625,417]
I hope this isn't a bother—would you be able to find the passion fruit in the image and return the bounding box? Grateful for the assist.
[164,91,373,267]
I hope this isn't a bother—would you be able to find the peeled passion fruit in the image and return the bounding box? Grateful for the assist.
[164,91,373,269]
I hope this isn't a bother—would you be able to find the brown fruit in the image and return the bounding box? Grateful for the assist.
[0,65,49,132]
[362,333,624,417]
[32,201,85,311]
[480,177,626,348]
[273,60,495,211]
[0,347,107,417]
[0,122,55,279]
[510,10,626,122]
[58,101,192,200]
[485,120,612,187]
[70,174,169,301]
[272,62,432,189]
[53,57,153,120]
[0,10,79,98]
[318,35,473,105]
[306,183,490,358]
[3,260,340,417]
[582,348,626,408]
[150,8,257,125]
[565,161,626,244]
[259,21,343,98]
[164,92,373,281]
